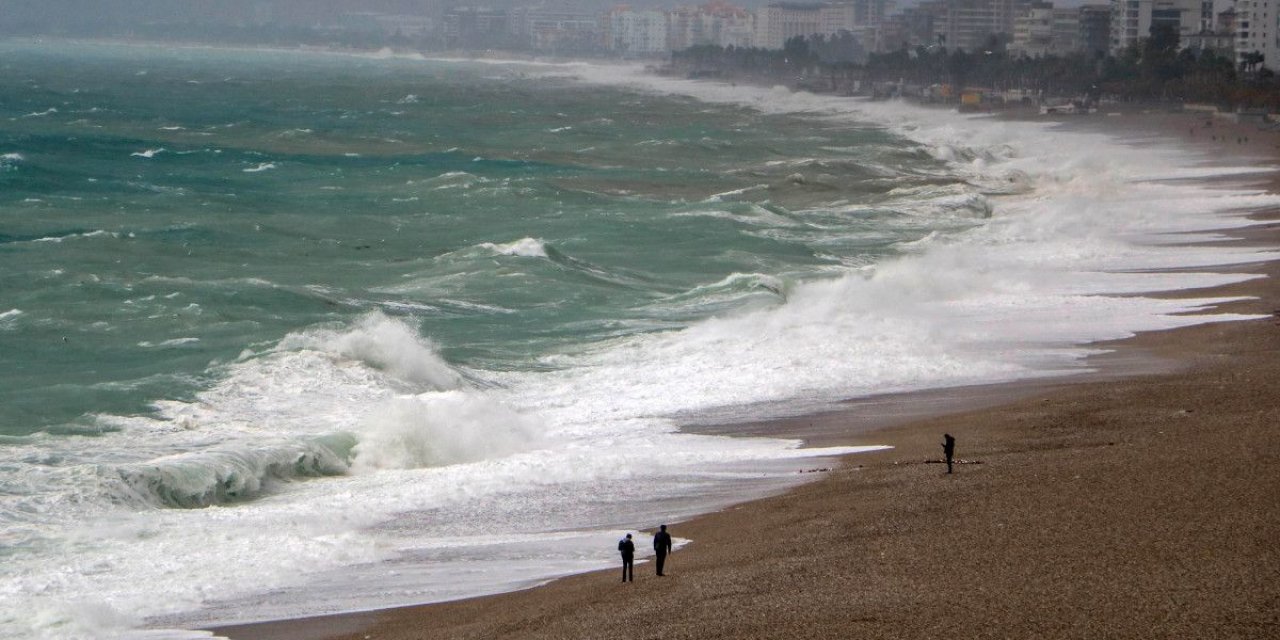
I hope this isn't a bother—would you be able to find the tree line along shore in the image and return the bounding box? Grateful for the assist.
[665,25,1280,115]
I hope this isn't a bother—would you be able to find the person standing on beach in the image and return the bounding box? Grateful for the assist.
[618,533,635,582]
[942,433,956,474]
[653,524,673,576]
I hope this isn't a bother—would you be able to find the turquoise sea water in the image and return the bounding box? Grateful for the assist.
[1,42,1276,638]
[0,43,965,436]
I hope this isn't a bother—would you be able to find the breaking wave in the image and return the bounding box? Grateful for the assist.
[351,391,545,472]
[100,434,354,509]
[278,311,464,392]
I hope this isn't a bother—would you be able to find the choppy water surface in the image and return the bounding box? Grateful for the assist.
[0,42,1275,638]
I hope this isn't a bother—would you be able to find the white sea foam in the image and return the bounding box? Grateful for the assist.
[702,183,769,202]
[32,229,114,243]
[0,309,22,328]
[130,148,165,158]
[351,391,546,472]
[243,162,276,173]
[137,337,201,348]
[278,312,463,392]
[422,170,485,190]
[480,237,549,258]
[507,60,1280,415]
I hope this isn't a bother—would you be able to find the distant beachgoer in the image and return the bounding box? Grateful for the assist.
[618,533,635,582]
[942,433,956,474]
[653,524,673,576]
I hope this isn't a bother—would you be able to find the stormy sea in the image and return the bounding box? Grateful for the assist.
[1,40,1275,638]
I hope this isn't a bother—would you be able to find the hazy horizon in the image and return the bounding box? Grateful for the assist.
[1,0,1039,38]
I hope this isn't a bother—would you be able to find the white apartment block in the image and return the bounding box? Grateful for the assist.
[606,8,670,54]
[1235,0,1279,69]
[754,3,859,50]
[1110,0,1218,53]
[1010,2,1055,56]
[508,9,601,52]
[937,0,1019,52]
[669,1,756,49]
[1051,8,1084,52]
[1112,0,1154,51]
[1010,3,1090,56]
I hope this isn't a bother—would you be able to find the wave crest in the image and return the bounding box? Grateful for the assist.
[280,312,463,391]
[351,391,544,472]
[102,435,354,509]
[480,237,548,257]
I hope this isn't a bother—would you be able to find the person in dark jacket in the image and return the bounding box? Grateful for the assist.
[618,533,635,582]
[942,433,956,474]
[653,524,673,576]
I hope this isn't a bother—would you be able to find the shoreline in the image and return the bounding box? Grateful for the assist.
[209,107,1280,639]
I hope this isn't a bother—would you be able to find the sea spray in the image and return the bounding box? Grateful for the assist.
[351,391,546,472]
[279,312,464,392]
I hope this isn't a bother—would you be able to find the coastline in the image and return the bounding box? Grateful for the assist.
[208,108,1280,639]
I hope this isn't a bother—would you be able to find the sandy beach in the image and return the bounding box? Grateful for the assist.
[211,107,1280,640]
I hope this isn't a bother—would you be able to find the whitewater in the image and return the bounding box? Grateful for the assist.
[1,43,1278,639]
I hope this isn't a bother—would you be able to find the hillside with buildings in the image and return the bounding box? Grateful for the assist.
[5,0,1277,109]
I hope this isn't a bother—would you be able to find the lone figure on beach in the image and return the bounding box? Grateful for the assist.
[653,524,673,576]
[618,533,635,582]
[942,433,956,474]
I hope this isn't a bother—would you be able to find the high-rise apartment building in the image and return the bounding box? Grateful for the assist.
[1010,1,1056,56]
[1078,4,1113,55]
[936,0,1021,52]
[507,8,601,53]
[1109,0,1220,53]
[753,2,882,49]
[669,1,756,50]
[605,7,670,54]
[1235,0,1278,69]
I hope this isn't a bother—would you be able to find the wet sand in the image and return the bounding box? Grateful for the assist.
[211,107,1280,640]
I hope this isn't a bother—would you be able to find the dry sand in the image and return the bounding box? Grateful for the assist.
[212,107,1280,640]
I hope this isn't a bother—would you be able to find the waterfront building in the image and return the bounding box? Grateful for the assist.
[669,1,756,50]
[507,8,602,53]
[1079,4,1113,55]
[1050,7,1084,52]
[443,6,511,49]
[1109,0,1220,54]
[751,0,893,51]
[753,2,864,50]
[874,12,913,49]
[890,3,942,49]
[606,6,670,55]
[1009,3,1116,57]
[1235,0,1278,71]
[339,12,436,38]
[1010,1,1055,56]
[935,0,1023,53]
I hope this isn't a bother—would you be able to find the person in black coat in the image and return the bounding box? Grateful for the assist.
[942,433,956,474]
[618,533,635,582]
[653,524,673,576]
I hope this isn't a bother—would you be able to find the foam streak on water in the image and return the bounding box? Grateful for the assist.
[0,44,1278,639]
